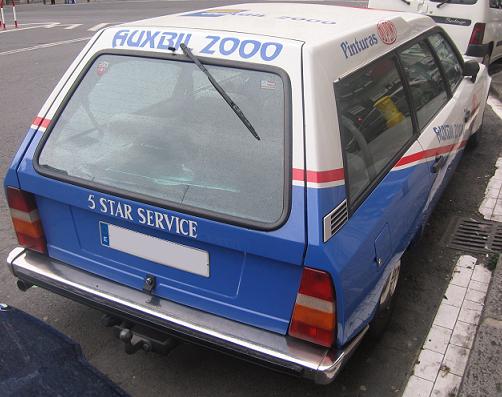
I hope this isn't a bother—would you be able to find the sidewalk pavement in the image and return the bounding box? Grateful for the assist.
[459,72,502,397]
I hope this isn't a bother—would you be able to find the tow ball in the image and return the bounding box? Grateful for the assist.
[102,314,179,355]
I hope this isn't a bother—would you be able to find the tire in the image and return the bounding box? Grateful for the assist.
[482,53,491,66]
[467,122,483,150]
[367,261,400,341]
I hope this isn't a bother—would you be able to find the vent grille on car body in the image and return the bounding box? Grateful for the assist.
[323,200,348,243]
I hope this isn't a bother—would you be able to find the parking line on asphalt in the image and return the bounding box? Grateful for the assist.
[0,37,91,57]
[0,23,59,34]
[88,23,111,32]
[64,24,83,30]
[402,255,492,397]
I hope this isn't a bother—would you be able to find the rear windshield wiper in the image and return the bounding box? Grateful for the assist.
[436,0,452,8]
[179,43,261,141]
[400,0,410,5]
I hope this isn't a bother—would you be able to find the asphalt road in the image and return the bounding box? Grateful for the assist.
[1,1,501,396]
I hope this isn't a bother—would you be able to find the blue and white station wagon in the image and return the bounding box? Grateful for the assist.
[4,3,491,384]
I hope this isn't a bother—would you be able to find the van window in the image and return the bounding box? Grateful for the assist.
[37,54,288,226]
[490,0,501,8]
[398,41,448,130]
[337,56,414,205]
[428,33,463,93]
[430,0,478,4]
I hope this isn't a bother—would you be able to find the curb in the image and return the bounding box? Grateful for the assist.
[458,256,502,397]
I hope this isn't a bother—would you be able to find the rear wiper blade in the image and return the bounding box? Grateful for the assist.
[436,0,452,8]
[400,0,410,5]
[179,43,261,141]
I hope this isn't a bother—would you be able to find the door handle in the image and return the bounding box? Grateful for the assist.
[431,155,446,174]
[464,110,471,122]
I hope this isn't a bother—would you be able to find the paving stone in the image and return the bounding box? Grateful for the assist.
[444,284,467,308]
[464,288,487,305]
[450,266,473,289]
[443,345,470,377]
[414,349,444,382]
[450,321,477,350]
[471,265,492,284]
[434,303,460,330]
[403,375,434,397]
[424,325,452,355]
[431,372,462,397]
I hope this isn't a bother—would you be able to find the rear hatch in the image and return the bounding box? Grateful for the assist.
[14,28,306,334]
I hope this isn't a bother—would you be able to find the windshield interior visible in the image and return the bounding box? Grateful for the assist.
[37,54,288,225]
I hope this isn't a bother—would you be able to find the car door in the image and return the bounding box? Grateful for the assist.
[398,32,473,217]
[488,0,502,62]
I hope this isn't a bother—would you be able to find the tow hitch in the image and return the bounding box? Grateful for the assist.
[102,314,179,355]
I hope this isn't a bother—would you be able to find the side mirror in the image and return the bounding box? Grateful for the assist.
[463,60,480,83]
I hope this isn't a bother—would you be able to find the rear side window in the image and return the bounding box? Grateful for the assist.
[428,33,463,93]
[337,56,414,205]
[37,54,288,226]
[398,41,448,130]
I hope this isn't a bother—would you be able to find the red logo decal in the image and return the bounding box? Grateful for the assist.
[377,21,397,45]
[96,61,109,77]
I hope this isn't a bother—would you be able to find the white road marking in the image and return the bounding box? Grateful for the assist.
[402,255,492,397]
[0,37,90,57]
[63,24,82,30]
[88,22,111,32]
[0,23,59,34]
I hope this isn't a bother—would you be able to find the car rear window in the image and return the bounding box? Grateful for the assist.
[37,54,289,226]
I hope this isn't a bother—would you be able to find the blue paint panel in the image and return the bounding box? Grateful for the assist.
[4,128,38,188]
[15,132,306,335]
[305,161,433,345]
[99,222,110,246]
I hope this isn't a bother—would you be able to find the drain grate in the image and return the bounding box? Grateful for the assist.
[446,217,502,254]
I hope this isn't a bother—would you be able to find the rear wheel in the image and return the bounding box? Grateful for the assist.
[367,261,400,341]
[482,53,491,66]
[467,119,483,150]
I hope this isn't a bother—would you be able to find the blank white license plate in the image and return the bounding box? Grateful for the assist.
[99,222,209,277]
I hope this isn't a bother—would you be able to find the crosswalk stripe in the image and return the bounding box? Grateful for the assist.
[64,24,82,30]
[88,22,111,32]
[0,37,91,56]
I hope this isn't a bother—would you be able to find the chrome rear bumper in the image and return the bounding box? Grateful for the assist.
[6,247,367,384]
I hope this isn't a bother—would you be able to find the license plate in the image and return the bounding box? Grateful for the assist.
[99,222,209,277]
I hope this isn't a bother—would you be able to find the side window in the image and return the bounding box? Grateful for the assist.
[337,56,414,205]
[428,33,463,92]
[398,41,449,130]
[489,0,501,9]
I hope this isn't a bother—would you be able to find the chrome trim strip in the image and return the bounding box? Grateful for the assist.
[6,248,368,384]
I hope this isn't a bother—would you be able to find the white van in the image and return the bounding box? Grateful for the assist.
[5,4,491,384]
[368,0,502,64]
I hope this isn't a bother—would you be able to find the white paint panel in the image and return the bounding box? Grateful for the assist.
[101,222,209,277]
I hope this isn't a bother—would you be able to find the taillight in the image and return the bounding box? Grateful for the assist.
[6,187,46,254]
[469,23,485,45]
[288,267,336,347]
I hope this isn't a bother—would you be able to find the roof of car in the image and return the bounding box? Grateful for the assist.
[124,3,435,45]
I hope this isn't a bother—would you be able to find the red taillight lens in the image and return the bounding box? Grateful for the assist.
[288,267,336,347]
[6,187,46,254]
[469,23,485,45]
